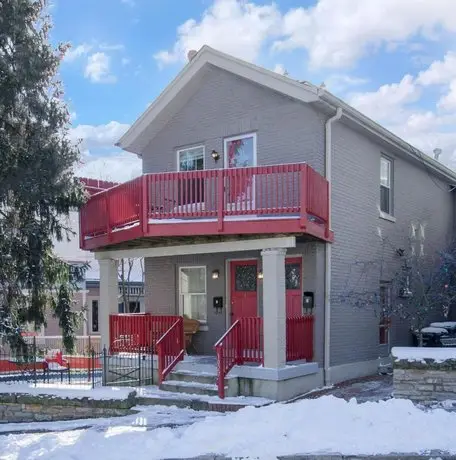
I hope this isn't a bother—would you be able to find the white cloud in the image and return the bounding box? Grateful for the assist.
[350,75,421,123]
[84,52,117,83]
[64,43,92,62]
[438,80,456,111]
[154,0,281,66]
[70,121,130,150]
[121,57,131,66]
[417,52,456,86]
[325,74,369,94]
[273,63,286,75]
[274,0,456,69]
[76,151,142,183]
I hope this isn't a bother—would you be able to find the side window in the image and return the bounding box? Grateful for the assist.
[380,156,393,215]
[179,266,207,322]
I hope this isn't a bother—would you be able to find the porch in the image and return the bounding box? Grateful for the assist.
[97,237,324,400]
[106,314,315,399]
[79,163,332,251]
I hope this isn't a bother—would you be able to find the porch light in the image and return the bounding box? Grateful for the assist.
[257,270,264,280]
[211,150,220,161]
[212,269,220,280]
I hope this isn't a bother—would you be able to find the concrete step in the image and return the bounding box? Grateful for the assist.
[160,379,220,397]
[167,370,218,385]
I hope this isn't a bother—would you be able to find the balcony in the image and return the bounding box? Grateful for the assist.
[79,163,332,251]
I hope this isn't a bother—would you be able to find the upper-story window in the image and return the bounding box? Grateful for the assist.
[178,145,205,171]
[380,156,393,215]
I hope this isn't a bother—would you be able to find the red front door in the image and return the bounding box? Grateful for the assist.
[230,260,258,323]
[286,257,303,317]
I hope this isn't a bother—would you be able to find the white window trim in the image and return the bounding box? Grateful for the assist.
[380,155,394,218]
[178,265,208,324]
[223,132,257,169]
[177,145,206,172]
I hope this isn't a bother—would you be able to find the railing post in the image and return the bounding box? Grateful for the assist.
[217,168,224,232]
[300,164,308,230]
[217,347,225,399]
[141,175,148,235]
[236,322,242,365]
[105,192,112,242]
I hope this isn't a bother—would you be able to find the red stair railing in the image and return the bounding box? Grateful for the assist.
[214,317,263,399]
[156,317,184,384]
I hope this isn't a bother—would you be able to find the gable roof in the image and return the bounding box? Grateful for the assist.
[118,45,456,185]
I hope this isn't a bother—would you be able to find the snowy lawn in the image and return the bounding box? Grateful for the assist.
[2,396,456,459]
[0,382,133,400]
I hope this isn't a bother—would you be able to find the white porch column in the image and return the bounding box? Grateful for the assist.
[261,247,287,369]
[99,258,119,350]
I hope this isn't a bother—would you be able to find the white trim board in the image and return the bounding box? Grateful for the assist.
[95,236,296,261]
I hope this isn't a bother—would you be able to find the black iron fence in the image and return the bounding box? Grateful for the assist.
[0,337,155,388]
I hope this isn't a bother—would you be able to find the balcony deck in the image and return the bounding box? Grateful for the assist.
[79,163,332,251]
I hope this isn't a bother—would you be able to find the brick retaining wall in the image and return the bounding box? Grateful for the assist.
[0,392,137,423]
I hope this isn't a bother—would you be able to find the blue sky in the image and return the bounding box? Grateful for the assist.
[51,0,456,181]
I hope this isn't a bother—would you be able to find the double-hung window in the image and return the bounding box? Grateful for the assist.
[179,266,207,322]
[380,156,393,215]
[178,146,204,172]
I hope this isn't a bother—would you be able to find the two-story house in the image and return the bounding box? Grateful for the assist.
[79,46,456,401]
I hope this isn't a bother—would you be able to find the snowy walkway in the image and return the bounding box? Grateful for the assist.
[2,396,456,459]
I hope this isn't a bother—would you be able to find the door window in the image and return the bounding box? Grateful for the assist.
[235,264,257,291]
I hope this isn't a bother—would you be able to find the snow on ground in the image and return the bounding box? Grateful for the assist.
[137,385,271,406]
[3,396,456,459]
[0,382,132,400]
[392,346,456,363]
[0,404,218,435]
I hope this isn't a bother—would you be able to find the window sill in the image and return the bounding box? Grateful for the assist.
[198,323,209,332]
[379,212,396,223]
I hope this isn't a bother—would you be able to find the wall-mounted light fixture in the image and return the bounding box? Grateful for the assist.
[212,269,220,280]
[211,150,220,161]
[257,270,264,280]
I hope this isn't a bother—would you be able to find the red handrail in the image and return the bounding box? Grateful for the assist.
[214,317,263,399]
[286,315,314,362]
[156,317,184,384]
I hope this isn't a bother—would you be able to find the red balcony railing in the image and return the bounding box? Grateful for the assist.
[286,315,314,362]
[80,163,331,250]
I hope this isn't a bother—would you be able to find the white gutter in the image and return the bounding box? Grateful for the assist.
[324,107,343,386]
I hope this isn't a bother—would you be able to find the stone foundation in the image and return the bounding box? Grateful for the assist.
[393,347,456,404]
[0,391,137,423]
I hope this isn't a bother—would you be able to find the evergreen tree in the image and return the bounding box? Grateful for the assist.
[0,0,86,351]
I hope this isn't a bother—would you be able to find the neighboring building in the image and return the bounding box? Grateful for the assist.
[78,46,456,399]
[47,179,145,338]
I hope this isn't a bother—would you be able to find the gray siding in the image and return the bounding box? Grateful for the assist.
[144,243,325,360]
[330,121,454,367]
[142,66,326,175]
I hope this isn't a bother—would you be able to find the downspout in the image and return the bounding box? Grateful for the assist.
[324,106,343,386]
